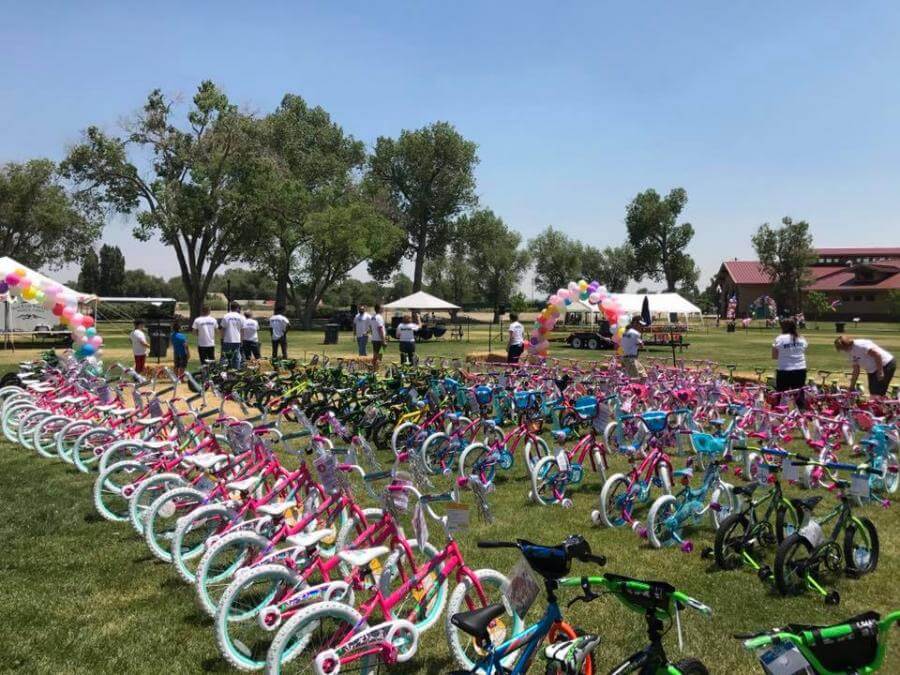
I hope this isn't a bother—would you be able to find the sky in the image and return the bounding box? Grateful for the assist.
[3,2,900,293]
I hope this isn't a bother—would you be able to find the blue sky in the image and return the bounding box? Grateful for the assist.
[3,2,899,291]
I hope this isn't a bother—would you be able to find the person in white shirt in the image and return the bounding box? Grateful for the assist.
[353,305,371,357]
[220,301,246,369]
[241,309,260,362]
[771,318,809,408]
[395,315,419,365]
[835,335,896,396]
[369,304,386,368]
[269,306,290,360]
[129,319,150,374]
[192,306,219,364]
[620,316,646,379]
[507,313,525,364]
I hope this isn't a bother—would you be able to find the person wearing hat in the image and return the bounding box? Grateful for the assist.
[620,315,646,379]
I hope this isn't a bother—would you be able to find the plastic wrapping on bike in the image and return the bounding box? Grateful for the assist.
[603,573,676,612]
[794,611,880,672]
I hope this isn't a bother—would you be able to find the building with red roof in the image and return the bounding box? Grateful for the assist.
[715,247,900,319]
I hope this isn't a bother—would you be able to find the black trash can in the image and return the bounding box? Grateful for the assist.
[835,322,846,334]
[726,323,736,333]
[324,323,340,345]
[149,328,170,358]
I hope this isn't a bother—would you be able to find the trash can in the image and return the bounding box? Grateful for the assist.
[149,328,169,358]
[726,323,736,333]
[324,323,340,345]
[835,322,846,334]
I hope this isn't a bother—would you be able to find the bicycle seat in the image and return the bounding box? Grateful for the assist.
[185,453,229,470]
[450,603,506,642]
[673,467,693,479]
[286,528,335,549]
[256,501,297,517]
[791,496,823,511]
[445,412,460,422]
[95,404,120,412]
[109,408,137,416]
[337,545,390,569]
[226,477,258,492]
[733,483,760,498]
[142,440,172,450]
[136,416,164,427]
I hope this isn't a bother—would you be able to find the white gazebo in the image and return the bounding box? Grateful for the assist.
[383,291,460,312]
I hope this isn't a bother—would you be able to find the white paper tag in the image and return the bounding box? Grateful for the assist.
[756,463,770,485]
[851,473,870,499]
[555,448,569,472]
[799,520,825,548]
[757,641,815,675]
[445,503,470,533]
[314,452,339,494]
[782,460,799,483]
[504,557,541,617]
[391,480,411,512]
[412,502,428,548]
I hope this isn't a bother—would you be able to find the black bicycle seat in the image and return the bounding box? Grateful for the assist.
[792,495,824,511]
[733,483,760,497]
[450,603,506,642]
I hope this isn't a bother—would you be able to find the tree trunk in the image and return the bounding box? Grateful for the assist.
[275,265,289,309]
[412,244,425,292]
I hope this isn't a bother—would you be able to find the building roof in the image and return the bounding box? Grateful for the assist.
[721,260,771,285]
[815,247,900,257]
[809,259,900,291]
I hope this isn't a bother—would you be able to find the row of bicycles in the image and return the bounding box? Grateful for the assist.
[2,350,900,673]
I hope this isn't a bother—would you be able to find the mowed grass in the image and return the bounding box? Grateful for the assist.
[0,321,899,673]
[2,427,900,674]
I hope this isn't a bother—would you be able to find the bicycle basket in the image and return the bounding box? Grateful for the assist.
[573,395,597,420]
[690,433,727,456]
[475,386,493,406]
[641,411,669,434]
[801,611,880,672]
[513,391,533,411]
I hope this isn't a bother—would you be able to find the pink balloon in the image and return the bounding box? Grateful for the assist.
[18,277,31,290]
[5,274,19,286]
[62,307,75,319]
[89,335,103,348]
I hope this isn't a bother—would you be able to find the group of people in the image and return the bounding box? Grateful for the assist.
[127,302,292,375]
[771,318,896,401]
[352,304,422,366]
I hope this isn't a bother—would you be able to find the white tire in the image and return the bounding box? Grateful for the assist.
[598,473,629,528]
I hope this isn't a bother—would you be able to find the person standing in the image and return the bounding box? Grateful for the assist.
[396,314,419,365]
[370,304,386,368]
[241,309,260,362]
[270,306,290,360]
[354,305,371,357]
[835,335,896,396]
[220,301,245,369]
[507,312,525,364]
[130,319,150,374]
[771,318,808,407]
[170,319,190,377]
[192,306,218,364]
[620,316,646,379]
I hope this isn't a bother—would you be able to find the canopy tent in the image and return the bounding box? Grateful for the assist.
[554,292,702,322]
[384,291,460,311]
[0,257,95,303]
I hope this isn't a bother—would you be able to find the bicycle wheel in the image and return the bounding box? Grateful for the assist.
[647,494,680,548]
[774,533,813,596]
[56,419,96,463]
[31,414,71,459]
[421,431,453,474]
[445,569,522,672]
[195,530,270,617]
[18,408,50,452]
[377,541,447,632]
[713,513,750,570]
[2,401,36,444]
[73,428,118,473]
[128,472,188,535]
[523,435,551,472]
[143,486,207,562]
[531,456,565,506]
[391,421,422,457]
[774,501,801,542]
[673,657,709,674]
[597,473,631,528]
[844,516,879,575]
[171,502,237,584]
[93,460,149,522]
[265,601,377,674]
[459,443,499,486]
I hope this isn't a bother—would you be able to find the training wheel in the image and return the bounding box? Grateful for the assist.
[590,510,602,526]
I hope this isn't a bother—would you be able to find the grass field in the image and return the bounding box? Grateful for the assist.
[1,322,899,673]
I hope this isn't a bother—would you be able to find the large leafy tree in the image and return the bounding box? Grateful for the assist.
[528,226,583,296]
[248,95,366,307]
[751,216,816,312]
[289,201,403,327]
[425,241,474,306]
[98,244,126,296]
[580,243,634,292]
[367,122,479,290]
[625,187,697,291]
[61,81,260,317]
[0,159,103,270]
[459,209,530,312]
[77,248,101,293]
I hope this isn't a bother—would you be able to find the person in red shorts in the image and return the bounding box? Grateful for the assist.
[130,319,150,374]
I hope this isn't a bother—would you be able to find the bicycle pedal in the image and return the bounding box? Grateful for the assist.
[825,591,840,605]
[757,565,772,582]
[700,546,714,559]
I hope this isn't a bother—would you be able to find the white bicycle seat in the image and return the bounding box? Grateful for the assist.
[185,453,228,470]
[286,528,335,549]
[226,477,258,492]
[256,501,297,517]
[337,546,390,569]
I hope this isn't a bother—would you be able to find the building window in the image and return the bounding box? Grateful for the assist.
[866,294,875,302]
[854,295,863,302]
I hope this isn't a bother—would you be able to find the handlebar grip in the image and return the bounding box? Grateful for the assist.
[477,541,518,549]
[584,554,607,566]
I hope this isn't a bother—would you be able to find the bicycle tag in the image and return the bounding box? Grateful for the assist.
[504,557,540,617]
[799,520,825,547]
[593,404,611,433]
[498,374,508,388]
[314,452,339,494]
[782,460,799,483]
[755,641,815,675]
[851,473,870,499]
[756,464,770,485]
[445,503,470,534]
[391,479,412,512]
[412,502,428,548]
[555,447,570,472]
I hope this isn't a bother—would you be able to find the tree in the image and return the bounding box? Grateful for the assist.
[0,159,103,270]
[509,292,529,314]
[805,290,830,327]
[61,81,260,317]
[425,242,474,306]
[459,210,530,313]
[98,244,126,295]
[248,94,366,308]
[77,248,101,294]
[387,273,413,302]
[289,201,403,327]
[580,244,634,292]
[885,290,900,319]
[625,187,697,291]
[367,122,479,291]
[121,269,170,297]
[209,268,277,301]
[751,216,816,313]
[528,226,583,296]
[323,278,382,309]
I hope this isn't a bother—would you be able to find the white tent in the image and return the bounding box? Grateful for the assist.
[612,293,702,320]
[0,257,95,303]
[384,291,460,311]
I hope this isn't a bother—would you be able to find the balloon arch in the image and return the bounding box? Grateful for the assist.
[527,279,627,358]
[2,266,103,359]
